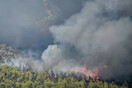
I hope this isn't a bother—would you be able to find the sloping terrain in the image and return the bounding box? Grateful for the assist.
[0,65,128,88]
[0,44,22,63]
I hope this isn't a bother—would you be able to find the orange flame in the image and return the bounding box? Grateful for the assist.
[53,75,57,78]
[82,66,87,73]
[82,66,99,81]
[104,65,108,68]
[46,74,57,78]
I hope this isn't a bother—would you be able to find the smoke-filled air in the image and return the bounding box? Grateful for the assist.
[1,0,132,83]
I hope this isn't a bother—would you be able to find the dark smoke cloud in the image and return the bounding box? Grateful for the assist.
[1,0,132,80]
[46,0,132,79]
[0,0,51,50]
[0,0,86,50]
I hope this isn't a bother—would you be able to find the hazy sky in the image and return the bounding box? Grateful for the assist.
[0,0,85,50]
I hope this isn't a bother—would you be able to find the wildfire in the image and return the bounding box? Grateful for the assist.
[82,65,109,81]
[45,65,108,80]
[46,74,57,78]
[82,66,99,81]
[53,74,57,78]
[92,67,99,81]
[104,65,108,68]
[82,66,87,73]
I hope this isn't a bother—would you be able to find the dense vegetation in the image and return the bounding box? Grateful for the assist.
[0,65,128,88]
[0,44,130,88]
[0,44,22,63]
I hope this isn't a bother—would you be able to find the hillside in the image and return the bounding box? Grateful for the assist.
[0,44,22,63]
[0,65,128,88]
[0,43,131,88]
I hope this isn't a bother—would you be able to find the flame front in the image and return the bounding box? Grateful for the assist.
[82,66,99,81]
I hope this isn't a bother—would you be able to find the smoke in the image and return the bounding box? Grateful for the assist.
[1,0,132,80]
[42,0,132,79]
[0,0,85,50]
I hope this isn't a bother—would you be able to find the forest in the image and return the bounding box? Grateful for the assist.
[0,0,132,88]
[0,65,128,88]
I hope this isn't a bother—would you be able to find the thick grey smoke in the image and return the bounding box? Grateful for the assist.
[2,0,132,79]
[41,0,132,79]
[0,0,51,50]
[0,0,85,50]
